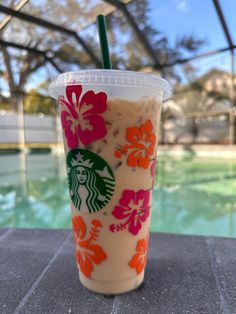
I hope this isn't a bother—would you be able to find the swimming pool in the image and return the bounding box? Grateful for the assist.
[0,153,236,237]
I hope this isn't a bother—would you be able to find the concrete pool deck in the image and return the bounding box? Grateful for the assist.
[0,229,235,314]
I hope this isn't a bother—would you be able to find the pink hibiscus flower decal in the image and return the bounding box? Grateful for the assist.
[109,189,150,236]
[59,85,107,149]
[151,158,157,189]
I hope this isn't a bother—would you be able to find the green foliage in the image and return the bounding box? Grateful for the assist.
[0,100,11,111]
[24,90,56,115]
[0,94,11,111]
[176,35,206,52]
[0,103,11,111]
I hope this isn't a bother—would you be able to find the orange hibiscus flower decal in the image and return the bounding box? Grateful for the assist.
[72,215,107,278]
[115,120,156,169]
[128,232,149,274]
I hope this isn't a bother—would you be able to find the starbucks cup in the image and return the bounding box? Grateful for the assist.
[49,70,170,295]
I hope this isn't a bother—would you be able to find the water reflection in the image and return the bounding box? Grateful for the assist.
[0,154,236,237]
[151,158,236,237]
[0,153,70,228]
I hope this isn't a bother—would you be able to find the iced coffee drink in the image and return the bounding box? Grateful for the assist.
[49,70,170,294]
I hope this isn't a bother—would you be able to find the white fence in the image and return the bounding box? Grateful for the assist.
[0,109,232,146]
[0,112,63,145]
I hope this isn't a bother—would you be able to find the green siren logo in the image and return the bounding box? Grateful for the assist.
[67,149,115,213]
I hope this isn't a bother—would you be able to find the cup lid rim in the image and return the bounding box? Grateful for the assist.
[49,69,171,100]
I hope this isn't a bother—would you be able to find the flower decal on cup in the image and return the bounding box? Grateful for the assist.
[109,189,150,236]
[115,119,156,169]
[72,215,107,278]
[129,232,149,274]
[59,85,107,149]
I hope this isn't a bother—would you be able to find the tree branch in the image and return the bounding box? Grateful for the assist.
[18,39,48,87]
[19,56,46,87]
[2,47,16,91]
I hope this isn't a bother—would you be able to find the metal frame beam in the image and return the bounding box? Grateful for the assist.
[0,39,63,73]
[0,0,29,31]
[104,0,161,69]
[212,0,234,49]
[1,38,235,72]
[44,56,63,74]
[162,45,236,68]
[0,4,102,68]
[212,0,235,143]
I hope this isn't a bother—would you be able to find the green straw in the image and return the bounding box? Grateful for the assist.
[96,15,112,69]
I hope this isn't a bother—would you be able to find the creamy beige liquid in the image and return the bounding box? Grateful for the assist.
[66,96,161,294]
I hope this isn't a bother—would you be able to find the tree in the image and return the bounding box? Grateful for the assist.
[0,0,205,112]
[22,79,56,115]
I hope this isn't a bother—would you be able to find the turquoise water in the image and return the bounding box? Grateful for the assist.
[0,153,236,237]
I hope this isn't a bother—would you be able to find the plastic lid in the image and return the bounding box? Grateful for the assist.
[49,69,171,100]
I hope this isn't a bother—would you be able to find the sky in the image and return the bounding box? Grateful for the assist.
[148,0,235,77]
[0,0,235,94]
[149,0,227,51]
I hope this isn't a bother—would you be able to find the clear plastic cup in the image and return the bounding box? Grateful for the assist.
[49,70,170,294]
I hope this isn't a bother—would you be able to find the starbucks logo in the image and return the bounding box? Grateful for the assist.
[67,149,115,213]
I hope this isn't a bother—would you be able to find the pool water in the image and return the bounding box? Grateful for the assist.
[0,153,236,237]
